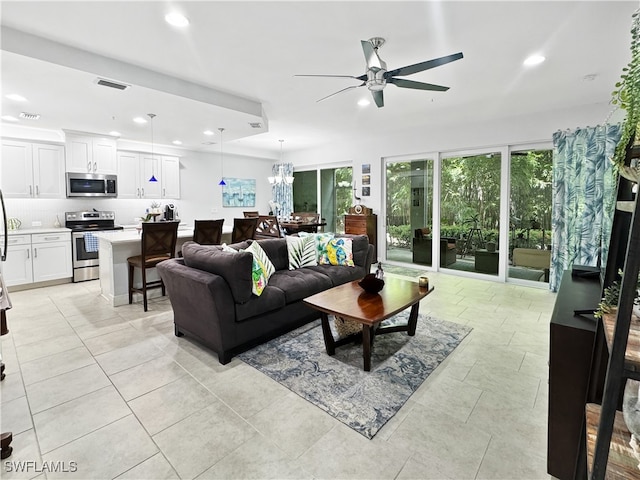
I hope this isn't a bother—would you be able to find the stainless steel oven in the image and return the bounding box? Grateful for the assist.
[66,211,122,282]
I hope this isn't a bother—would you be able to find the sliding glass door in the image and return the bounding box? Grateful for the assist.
[385,159,434,264]
[508,148,553,283]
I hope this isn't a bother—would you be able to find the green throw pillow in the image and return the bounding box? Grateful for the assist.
[286,235,318,269]
[243,241,276,296]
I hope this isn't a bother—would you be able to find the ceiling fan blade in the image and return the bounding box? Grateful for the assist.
[361,40,382,70]
[371,90,384,108]
[295,74,360,79]
[385,52,463,78]
[317,83,365,102]
[388,77,449,92]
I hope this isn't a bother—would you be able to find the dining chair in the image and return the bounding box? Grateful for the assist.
[254,215,283,239]
[127,221,179,311]
[243,211,259,218]
[193,219,224,245]
[232,217,258,243]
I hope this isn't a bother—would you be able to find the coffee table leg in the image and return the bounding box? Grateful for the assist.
[363,325,372,371]
[407,302,420,336]
[320,313,336,356]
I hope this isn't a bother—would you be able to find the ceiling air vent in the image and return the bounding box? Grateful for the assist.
[95,78,130,91]
[248,122,262,129]
[19,112,40,120]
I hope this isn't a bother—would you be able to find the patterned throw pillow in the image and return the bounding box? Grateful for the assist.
[322,237,355,266]
[243,241,276,296]
[286,235,318,270]
[299,232,335,264]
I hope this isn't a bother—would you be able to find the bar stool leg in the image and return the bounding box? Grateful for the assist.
[141,265,148,312]
[128,263,134,305]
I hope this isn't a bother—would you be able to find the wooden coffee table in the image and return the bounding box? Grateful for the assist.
[303,277,433,371]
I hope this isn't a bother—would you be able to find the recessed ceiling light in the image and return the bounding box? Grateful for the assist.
[133,116,147,124]
[1,115,18,122]
[203,130,214,136]
[358,98,371,107]
[523,54,546,66]
[109,131,121,137]
[6,94,27,102]
[165,12,189,27]
[172,140,183,145]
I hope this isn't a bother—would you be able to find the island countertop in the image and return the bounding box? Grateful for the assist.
[93,225,232,244]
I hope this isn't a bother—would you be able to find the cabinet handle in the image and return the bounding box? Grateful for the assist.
[44,236,60,241]
[33,247,37,258]
[26,249,29,259]
[163,188,166,197]
[8,239,17,244]
[141,188,145,197]
[29,185,33,196]
[87,161,92,172]
[94,162,97,172]
[35,185,39,196]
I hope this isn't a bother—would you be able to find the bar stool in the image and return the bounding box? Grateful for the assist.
[232,217,258,243]
[193,219,224,245]
[127,222,178,311]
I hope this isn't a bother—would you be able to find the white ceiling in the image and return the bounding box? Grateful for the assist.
[1,1,637,155]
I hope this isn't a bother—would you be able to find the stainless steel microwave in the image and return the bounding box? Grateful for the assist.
[66,173,117,197]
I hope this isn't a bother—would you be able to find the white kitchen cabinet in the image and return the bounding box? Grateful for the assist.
[65,133,117,174]
[3,232,71,287]
[140,154,162,198]
[161,155,180,199]
[0,139,65,198]
[117,151,180,199]
[31,233,72,283]
[3,235,33,286]
[117,151,142,199]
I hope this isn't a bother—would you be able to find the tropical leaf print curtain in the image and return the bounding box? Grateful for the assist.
[271,162,294,218]
[549,124,621,291]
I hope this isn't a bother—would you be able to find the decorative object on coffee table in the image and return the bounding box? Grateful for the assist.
[358,273,384,294]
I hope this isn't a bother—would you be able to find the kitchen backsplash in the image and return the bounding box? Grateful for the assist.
[4,198,181,229]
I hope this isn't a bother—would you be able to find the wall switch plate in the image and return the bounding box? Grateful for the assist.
[32,221,42,227]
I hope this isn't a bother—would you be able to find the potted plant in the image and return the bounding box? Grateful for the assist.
[611,9,640,174]
[595,269,640,319]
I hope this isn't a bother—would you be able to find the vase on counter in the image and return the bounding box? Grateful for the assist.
[54,215,61,228]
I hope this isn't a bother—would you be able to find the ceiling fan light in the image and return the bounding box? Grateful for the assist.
[165,12,189,27]
[523,54,545,66]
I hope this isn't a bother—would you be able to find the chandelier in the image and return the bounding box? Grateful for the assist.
[268,139,294,185]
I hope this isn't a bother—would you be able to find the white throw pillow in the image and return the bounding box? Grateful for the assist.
[286,235,318,269]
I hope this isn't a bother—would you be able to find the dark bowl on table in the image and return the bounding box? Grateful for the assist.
[358,274,385,294]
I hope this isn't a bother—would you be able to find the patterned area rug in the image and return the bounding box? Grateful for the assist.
[238,311,472,439]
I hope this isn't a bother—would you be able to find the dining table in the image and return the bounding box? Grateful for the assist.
[280,221,327,234]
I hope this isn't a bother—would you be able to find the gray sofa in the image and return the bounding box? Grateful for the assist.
[157,234,374,364]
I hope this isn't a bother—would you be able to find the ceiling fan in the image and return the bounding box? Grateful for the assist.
[296,37,463,108]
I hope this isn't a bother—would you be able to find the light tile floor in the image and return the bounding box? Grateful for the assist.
[1,272,555,479]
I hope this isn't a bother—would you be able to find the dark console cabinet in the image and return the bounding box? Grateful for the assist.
[548,271,607,480]
[345,214,377,261]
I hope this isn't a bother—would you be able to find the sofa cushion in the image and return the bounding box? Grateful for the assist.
[307,264,366,286]
[286,235,317,269]
[235,285,287,322]
[253,238,289,271]
[299,232,334,264]
[321,237,355,266]
[267,269,333,303]
[182,241,253,304]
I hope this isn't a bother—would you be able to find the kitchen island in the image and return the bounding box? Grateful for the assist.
[94,225,232,307]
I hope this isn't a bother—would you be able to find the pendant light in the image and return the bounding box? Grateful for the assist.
[218,127,226,186]
[148,113,158,182]
[268,139,294,185]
